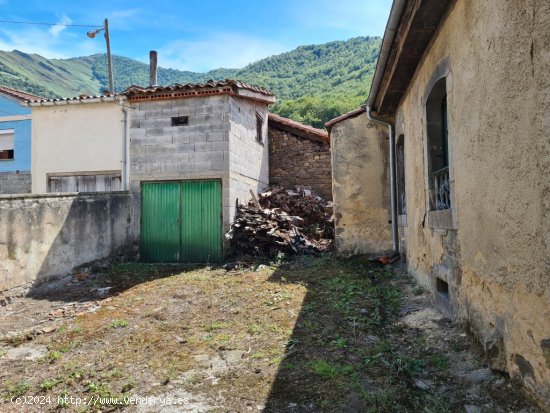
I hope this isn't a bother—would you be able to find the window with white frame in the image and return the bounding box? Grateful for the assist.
[0,129,14,160]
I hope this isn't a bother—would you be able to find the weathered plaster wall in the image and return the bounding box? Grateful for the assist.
[395,0,550,406]
[0,192,134,299]
[268,128,332,200]
[331,112,392,254]
[32,102,123,193]
[0,171,31,194]
[227,96,269,221]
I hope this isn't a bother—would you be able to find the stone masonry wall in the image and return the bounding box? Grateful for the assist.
[0,192,134,299]
[0,171,31,195]
[268,128,332,200]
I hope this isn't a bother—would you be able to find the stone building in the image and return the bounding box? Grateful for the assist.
[353,0,550,408]
[326,108,391,253]
[268,113,332,200]
[0,86,41,194]
[124,80,275,262]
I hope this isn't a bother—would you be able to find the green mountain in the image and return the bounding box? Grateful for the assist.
[0,36,380,127]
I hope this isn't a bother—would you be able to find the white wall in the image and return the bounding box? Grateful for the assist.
[32,102,123,193]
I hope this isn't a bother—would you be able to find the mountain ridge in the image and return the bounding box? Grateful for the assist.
[0,36,380,127]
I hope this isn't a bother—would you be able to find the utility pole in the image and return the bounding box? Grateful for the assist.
[87,18,114,94]
[104,18,114,94]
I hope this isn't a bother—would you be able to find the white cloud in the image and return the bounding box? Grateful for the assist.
[158,32,287,72]
[0,18,103,59]
[48,14,72,38]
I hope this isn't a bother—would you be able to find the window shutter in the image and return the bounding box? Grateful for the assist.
[0,130,14,151]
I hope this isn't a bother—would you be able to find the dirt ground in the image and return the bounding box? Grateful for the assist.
[0,255,541,412]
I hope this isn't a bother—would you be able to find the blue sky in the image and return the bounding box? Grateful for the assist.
[0,0,393,72]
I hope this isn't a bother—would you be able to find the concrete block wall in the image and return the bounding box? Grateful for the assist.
[0,192,135,299]
[268,128,332,200]
[128,94,270,236]
[129,95,232,229]
[0,171,31,194]
[227,96,269,218]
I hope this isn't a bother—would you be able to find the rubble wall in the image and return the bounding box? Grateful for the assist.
[0,192,134,299]
[330,112,392,254]
[0,171,31,194]
[394,0,550,406]
[268,128,332,200]
[227,96,269,222]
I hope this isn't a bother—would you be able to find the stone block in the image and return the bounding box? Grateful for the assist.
[146,127,164,137]
[155,118,172,127]
[146,163,161,173]
[161,108,180,117]
[163,126,185,135]
[173,134,191,145]
[194,142,212,152]
[209,151,224,161]
[211,141,229,151]
[177,106,196,116]
[177,143,195,153]
[145,110,162,119]
[156,135,173,145]
[212,159,229,171]
[161,163,178,173]
[189,152,207,162]
[155,153,174,163]
[206,132,225,141]
[178,162,194,172]
[130,128,147,138]
[137,136,157,145]
[194,161,212,172]
[139,119,155,128]
[173,152,189,162]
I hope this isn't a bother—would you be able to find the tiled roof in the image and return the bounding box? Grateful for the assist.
[268,113,329,143]
[0,85,44,103]
[325,107,365,129]
[28,93,118,106]
[123,79,274,101]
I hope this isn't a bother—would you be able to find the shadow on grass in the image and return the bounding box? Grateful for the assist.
[262,255,436,413]
[26,261,210,303]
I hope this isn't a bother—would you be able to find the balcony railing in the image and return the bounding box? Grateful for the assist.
[433,166,450,210]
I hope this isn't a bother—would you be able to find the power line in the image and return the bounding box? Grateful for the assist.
[0,19,100,28]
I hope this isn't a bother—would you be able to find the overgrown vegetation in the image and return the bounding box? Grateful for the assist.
[0,36,380,127]
[1,255,527,412]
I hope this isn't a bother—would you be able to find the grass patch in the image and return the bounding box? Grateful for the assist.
[3,380,30,399]
[40,378,62,391]
[310,360,354,379]
[109,319,129,329]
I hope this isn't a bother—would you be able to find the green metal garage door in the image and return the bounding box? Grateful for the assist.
[140,180,222,263]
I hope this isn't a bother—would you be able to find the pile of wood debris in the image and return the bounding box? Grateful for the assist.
[225,186,334,257]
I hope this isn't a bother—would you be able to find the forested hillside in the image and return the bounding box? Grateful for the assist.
[0,36,380,127]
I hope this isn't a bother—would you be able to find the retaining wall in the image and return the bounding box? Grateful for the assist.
[0,192,135,299]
